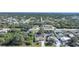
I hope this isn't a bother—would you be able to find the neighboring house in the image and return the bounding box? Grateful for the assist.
[7,17,19,24]
[27,25,40,33]
[0,28,10,34]
[42,25,56,31]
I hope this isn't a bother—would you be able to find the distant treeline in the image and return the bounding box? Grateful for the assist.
[0,12,79,16]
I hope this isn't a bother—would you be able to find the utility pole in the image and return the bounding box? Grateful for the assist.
[40,17,45,47]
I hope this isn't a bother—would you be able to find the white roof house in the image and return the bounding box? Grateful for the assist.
[0,28,10,34]
[26,25,40,34]
[68,34,74,37]
[30,25,40,33]
[60,36,71,41]
[42,25,56,31]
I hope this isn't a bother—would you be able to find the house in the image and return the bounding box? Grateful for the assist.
[42,25,56,31]
[0,28,10,34]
